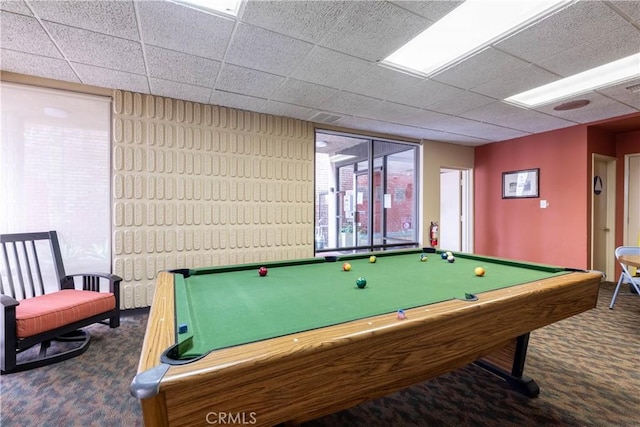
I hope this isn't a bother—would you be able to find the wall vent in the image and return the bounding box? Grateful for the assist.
[625,83,640,93]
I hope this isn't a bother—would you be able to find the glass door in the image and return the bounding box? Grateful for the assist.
[315,131,418,254]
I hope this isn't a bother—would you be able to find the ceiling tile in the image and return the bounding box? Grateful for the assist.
[0,11,61,58]
[289,46,373,89]
[29,0,139,40]
[270,79,339,110]
[390,79,463,109]
[149,78,211,104]
[137,1,234,60]
[225,23,313,75]
[348,64,421,100]
[427,91,495,116]
[74,62,149,93]
[389,1,463,22]
[146,45,220,88]
[44,21,145,74]
[0,0,32,15]
[210,90,268,113]
[359,101,425,127]
[538,25,640,77]
[0,48,78,82]
[611,0,640,24]
[216,63,285,99]
[496,1,630,63]
[416,110,529,141]
[319,1,430,61]
[419,128,489,145]
[535,92,639,124]
[471,64,558,100]
[317,91,385,117]
[432,47,531,91]
[334,115,424,140]
[260,101,316,121]
[597,80,640,110]
[241,0,350,44]
[461,101,576,134]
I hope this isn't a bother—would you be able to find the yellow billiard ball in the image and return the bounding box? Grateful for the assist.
[342,262,352,271]
[369,256,376,263]
[475,267,485,277]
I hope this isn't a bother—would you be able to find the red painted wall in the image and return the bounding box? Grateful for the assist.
[475,126,589,268]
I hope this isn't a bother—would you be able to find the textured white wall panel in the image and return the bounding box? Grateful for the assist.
[113,90,314,308]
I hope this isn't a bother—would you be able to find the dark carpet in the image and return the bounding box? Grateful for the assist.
[1,282,638,427]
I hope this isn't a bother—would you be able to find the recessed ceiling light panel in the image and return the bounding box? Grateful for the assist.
[382,0,572,77]
[506,53,640,107]
[171,0,242,16]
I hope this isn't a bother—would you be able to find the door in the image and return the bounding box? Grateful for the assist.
[355,172,370,246]
[626,155,640,245]
[592,155,616,278]
[626,155,640,274]
[440,169,461,251]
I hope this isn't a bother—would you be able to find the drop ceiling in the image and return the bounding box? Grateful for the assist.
[1,0,639,146]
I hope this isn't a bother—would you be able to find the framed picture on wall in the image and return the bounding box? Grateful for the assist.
[502,168,539,199]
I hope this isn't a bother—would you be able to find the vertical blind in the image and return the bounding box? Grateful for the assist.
[0,82,111,276]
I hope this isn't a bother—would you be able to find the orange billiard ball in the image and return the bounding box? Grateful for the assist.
[474,267,485,277]
[342,262,352,271]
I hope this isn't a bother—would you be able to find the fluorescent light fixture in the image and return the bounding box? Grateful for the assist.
[329,154,356,163]
[383,0,572,76]
[505,53,640,107]
[172,0,242,16]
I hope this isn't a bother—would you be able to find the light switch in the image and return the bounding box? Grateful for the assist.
[540,200,548,208]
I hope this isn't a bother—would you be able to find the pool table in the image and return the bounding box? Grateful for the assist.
[131,249,601,427]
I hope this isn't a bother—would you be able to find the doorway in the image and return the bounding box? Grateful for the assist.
[591,155,616,279]
[315,131,419,253]
[440,168,473,253]
[624,155,640,274]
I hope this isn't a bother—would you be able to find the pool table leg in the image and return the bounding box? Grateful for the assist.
[474,333,540,398]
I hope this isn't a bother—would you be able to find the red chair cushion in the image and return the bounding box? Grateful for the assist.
[15,290,115,338]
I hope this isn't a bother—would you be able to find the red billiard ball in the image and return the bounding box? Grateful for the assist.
[258,266,268,277]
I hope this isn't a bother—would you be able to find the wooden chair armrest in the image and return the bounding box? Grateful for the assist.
[62,273,122,295]
[1,294,19,308]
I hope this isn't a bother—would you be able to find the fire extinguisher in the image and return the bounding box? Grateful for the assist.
[430,221,439,247]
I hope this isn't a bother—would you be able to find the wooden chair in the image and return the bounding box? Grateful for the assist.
[0,231,121,374]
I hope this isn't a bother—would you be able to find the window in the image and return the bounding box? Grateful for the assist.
[315,130,418,253]
[0,83,111,278]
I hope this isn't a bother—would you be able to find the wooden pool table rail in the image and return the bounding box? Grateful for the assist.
[134,269,601,427]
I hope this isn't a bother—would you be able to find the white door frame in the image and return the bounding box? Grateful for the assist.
[623,154,640,246]
[590,154,616,279]
[461,169,474,253]
[439,167,473,253]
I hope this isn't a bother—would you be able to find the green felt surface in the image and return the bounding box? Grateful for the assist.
[175,250,568,358]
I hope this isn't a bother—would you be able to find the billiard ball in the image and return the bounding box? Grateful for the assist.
[446,251,453,257]
[420,254,428,262]
[369,256,376,263]
[258,266,268,276]
[342,262,352,271]
[356,277,367,288]
[475,267,485,277]
[447,255,455,263]
[441,252,448,260]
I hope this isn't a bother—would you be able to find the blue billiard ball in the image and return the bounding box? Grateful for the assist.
[441,252,448,259]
